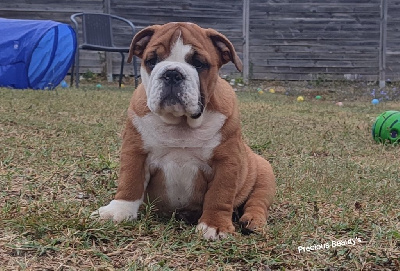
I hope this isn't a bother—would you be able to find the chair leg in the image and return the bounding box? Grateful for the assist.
[75,48,79,88]
[70,59,74,87]
[119,52,125,88]
[133,56,138,88]
[75,48,80,88]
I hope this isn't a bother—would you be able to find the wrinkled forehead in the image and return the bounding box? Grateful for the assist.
[144,23,213,59]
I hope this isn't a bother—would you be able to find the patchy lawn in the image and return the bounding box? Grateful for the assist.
[0,84,399,270]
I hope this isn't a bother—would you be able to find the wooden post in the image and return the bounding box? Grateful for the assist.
[104,0,113,82]
[242,0,250,83]
[379,0,388,88]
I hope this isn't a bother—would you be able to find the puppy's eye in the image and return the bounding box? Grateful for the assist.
[192,59,203,70]
[191,54,208,70]
[146,57,157,70]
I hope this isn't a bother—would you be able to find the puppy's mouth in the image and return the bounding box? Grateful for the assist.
[160,95,185,117]
[157,93,204,128]
[160,98,204,118]
[158,84,204,119]
[191,112,202,119]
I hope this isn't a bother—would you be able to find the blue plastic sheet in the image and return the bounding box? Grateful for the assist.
[0,18,76,90]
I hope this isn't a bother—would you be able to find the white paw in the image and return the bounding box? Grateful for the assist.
[196,222,228,241]
[91,199,141,222]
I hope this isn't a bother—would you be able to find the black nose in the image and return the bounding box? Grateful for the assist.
[162,70,183,85]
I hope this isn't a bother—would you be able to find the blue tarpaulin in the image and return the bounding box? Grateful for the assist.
[0,18,76,90]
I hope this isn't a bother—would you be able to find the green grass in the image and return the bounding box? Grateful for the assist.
[0,85,399,270]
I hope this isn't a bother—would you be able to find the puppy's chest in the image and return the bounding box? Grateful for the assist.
[132,111,226,207]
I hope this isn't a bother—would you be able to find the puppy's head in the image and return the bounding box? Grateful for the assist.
[128,22,242,127]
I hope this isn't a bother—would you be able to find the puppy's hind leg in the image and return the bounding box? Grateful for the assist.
[239,155,276,230]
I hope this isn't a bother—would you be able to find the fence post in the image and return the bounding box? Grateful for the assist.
[242,0,250,83]
[379,0,388,88]
[104,0,113,83]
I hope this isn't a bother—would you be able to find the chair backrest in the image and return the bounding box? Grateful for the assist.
[82,13,114,47]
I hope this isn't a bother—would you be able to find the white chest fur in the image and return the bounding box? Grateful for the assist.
[132,111,226,208]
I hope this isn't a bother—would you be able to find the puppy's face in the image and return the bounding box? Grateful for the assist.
[128,23,242,127]
[142,34,202,121]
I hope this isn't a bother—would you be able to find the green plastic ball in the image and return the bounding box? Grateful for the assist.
[372,111,400,144]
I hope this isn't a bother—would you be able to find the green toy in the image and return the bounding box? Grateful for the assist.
[372,111,400,144]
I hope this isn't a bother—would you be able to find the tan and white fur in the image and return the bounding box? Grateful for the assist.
[92,22,276,240]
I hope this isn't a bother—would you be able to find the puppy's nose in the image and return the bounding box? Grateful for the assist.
[162,70,183,85]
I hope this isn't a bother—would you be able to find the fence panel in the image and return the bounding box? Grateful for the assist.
[249,0,381,81]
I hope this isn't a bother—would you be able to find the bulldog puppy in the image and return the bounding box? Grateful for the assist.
[92,22,276,240]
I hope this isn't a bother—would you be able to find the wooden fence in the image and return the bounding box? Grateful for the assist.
[0,0,398,84]
[249,0,381,81]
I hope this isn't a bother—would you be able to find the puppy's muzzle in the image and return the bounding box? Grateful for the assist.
[159,68,203,119]
[160,69,184,106]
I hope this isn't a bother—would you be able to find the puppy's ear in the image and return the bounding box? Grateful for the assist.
[127,25,160,63]
[207,29,243,72]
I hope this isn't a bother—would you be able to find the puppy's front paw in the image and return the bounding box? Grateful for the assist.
[196,222,227,240]
[196,221,235,241]
[239,211,267,231]
[91,199,141,222]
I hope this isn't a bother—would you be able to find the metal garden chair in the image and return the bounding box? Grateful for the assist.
[70,13,139,88]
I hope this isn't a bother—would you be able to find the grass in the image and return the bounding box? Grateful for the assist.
[0,83,399,270]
